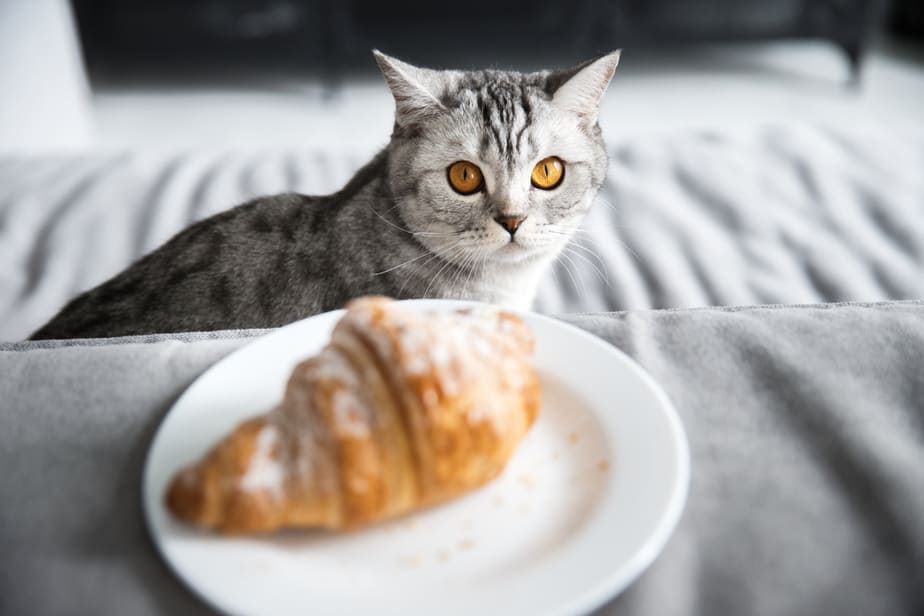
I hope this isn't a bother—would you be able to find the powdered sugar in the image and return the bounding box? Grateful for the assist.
[239,424,284,495]
[331,389,371,439]
[368,304,535,430]
[310,348,360,386]
[467,397,507,426]
[393,307,528,402]
[337,302,534,434]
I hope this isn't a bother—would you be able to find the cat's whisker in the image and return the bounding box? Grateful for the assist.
[563,245,609,286]
[408,239,465,296]
[541,224,588,239]
[376,232,468,280]
[372,251,432,276]
[562,252,585,299]
[462,248,482,295]
[555,251,585,301]
[397,250,444,294]
[563,236,602,257]
[537,227,569,236]
[567,246,609,276]
[556,228,594,240]
[553,215,641,263]
[463,252,477,297]
[368,204,426,236]
[423,245,468,299]
[480,251,493,297]
[595,197,622,216]
[396,239,462,297]
[570,228,640,266]
[473,249,489,295]
[463,250,485,299]
[611,236,642,261]
[592,199,637,228]
[457,249,479,297]
[444,246,469,296]
[565,252,591,300]
[568,240,602,257]
[379,201,405,216]
[412,231,456,238]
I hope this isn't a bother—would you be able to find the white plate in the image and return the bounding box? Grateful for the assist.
[143,299,689,616]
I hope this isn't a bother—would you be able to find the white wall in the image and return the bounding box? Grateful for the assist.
[0,0,94,151]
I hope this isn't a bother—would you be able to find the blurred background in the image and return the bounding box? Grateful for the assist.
[1,0,923,152]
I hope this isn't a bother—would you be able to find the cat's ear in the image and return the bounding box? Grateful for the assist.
[373,50,447,127]
[547,50,621,126]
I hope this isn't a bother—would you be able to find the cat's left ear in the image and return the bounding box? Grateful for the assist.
[373,50,447,127]
[548,50,621,126]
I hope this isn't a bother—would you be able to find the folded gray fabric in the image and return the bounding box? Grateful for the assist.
[0,336,246,616]
[2,303,923,615]
[581,301,924,616]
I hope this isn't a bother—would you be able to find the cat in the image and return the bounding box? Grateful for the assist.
[29,49,620,340]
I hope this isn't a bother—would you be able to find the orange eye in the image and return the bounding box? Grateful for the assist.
[531,156,565,190]
[447,161,484,195]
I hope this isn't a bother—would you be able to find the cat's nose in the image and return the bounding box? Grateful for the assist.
[495,215,527,237]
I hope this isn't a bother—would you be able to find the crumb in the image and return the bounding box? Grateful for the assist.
[437,549,451,563]
[398,555,421,568]
[492,495,506,507]
[459,538,476,551]
[568,432,580,445]
[550,451,561,461]
[517,473,536,490]
[598,460,610,473]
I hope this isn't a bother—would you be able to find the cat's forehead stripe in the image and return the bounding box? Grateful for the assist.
[471,79,534,165]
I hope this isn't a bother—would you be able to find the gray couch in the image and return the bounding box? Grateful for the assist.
[2,126,923,615]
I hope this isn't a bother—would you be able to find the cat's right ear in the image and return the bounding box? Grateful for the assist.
[373,50,447,127]
[547,50,621,127]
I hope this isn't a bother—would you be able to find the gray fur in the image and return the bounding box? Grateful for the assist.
[30,50,619,340]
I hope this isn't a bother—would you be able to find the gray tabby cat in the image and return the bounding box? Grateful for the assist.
[30,49,620,340]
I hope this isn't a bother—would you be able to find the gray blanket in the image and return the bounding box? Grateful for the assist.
[3,127,924,341]
[2,303,923,616]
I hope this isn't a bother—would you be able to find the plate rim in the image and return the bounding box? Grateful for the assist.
[142,299,690,616]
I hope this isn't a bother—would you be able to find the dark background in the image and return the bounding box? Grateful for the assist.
[72,0,921,81]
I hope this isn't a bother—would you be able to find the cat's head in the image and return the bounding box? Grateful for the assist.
[376,49,619,269]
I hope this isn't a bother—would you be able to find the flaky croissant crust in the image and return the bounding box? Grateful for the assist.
[166,297,540,534]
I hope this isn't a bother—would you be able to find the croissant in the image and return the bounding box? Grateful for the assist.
[165,296,541,534]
